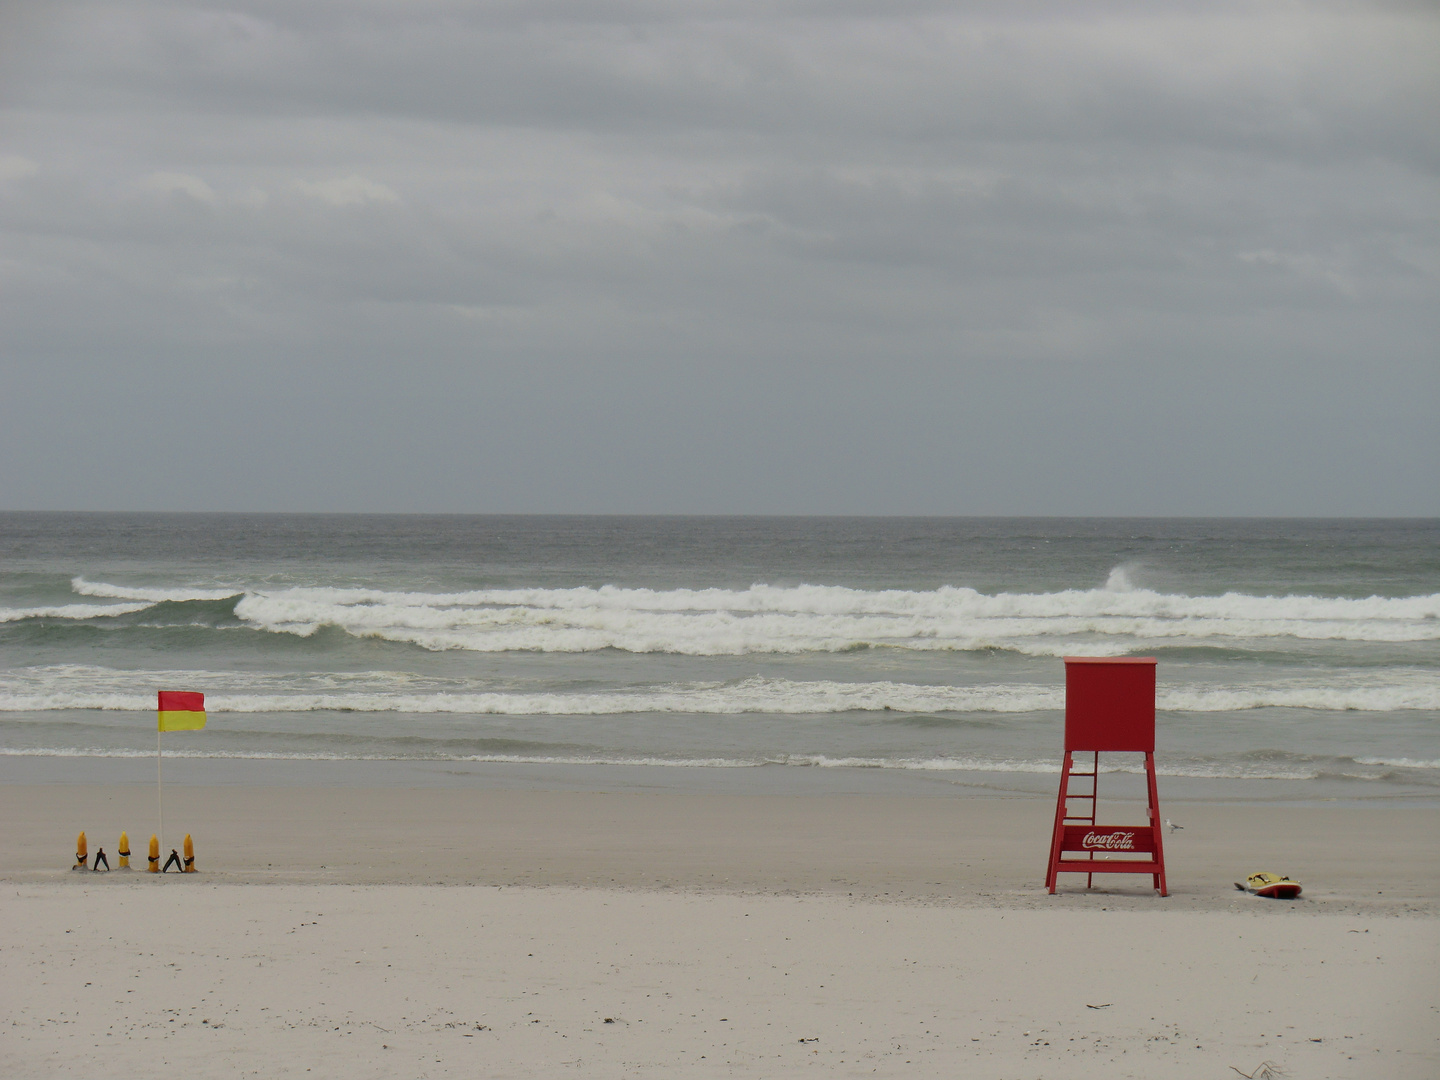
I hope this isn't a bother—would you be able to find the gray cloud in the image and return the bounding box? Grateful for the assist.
[1,0,1436,513]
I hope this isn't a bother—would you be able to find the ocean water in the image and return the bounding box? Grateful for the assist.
[1,514,1436,800]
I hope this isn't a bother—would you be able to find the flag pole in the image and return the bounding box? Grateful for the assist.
[157,724,163,853]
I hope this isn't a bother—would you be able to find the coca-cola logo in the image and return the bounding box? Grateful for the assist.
[1082,830,1136,851]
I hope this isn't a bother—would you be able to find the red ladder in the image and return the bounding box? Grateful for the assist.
[1053,750,1099,887]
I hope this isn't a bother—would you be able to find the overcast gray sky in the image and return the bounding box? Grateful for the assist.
[1,0,1436,514]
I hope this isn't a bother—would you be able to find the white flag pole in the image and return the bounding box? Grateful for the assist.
[157,723,164,854]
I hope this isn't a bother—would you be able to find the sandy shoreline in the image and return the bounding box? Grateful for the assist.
[4,782,1438,912]
[3,781,1438,1077]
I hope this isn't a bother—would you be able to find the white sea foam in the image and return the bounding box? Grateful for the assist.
[0,603,150,623]
[61,577,1440,655]
[71,578,240,603]
[0,746,1336,779]
[1,666,1435,714]
[1159,684,1440,712]
[1353,756,1440,770]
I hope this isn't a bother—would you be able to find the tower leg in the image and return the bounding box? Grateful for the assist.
[1087,750,1098,889]
[1046,751,1074,893]
[1145,752,1167,897]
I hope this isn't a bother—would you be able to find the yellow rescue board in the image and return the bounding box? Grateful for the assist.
[1236,872,1302,899]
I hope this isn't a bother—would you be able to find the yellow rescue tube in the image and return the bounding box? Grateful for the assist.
[148,834,160,873]
[74,831,88,870]
[118,831,131,869]
[183,834,196,872]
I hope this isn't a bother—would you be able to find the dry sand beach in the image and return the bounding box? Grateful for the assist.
[3,780,1437,1079]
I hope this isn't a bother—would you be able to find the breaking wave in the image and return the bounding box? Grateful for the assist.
[2,666,1436,715]
[0,746,1347,780]
[35,577,1440,657]
[6,744,1428,782]
[0,602,151,623]
[69,580,241,603]
[1353,756,1440,770]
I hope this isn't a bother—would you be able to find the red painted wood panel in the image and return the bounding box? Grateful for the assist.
[1063,657,1156,751]
[1059,825,1157,854]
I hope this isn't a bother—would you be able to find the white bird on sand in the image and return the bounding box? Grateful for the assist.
[1164,819,1183,834]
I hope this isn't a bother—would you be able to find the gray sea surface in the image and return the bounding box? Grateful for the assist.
[1,514,1436,802]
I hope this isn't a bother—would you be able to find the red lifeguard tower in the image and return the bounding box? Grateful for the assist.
[1045,657,1167,896]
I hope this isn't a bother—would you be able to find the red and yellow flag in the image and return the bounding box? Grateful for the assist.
[158,691,206,732]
